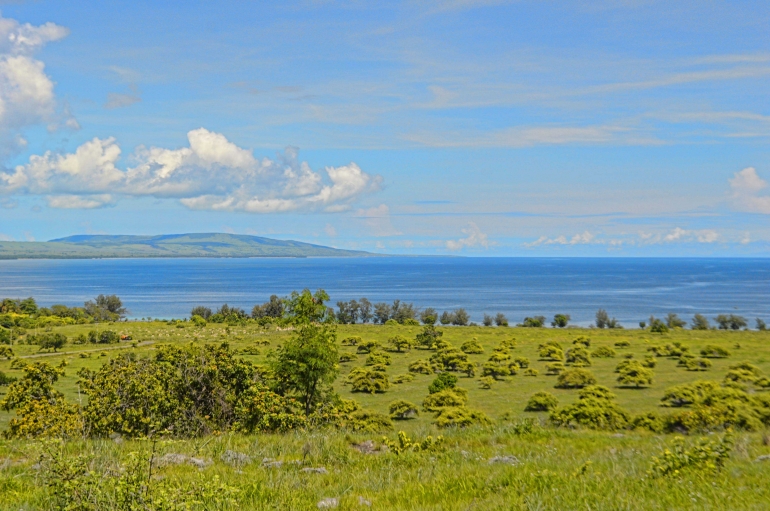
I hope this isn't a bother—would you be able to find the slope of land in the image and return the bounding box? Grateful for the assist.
[0,233,374,259]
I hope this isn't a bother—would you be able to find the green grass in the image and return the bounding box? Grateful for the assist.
[1,323,769,509]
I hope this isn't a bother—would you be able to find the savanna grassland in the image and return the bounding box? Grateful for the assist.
[1,320,770,510]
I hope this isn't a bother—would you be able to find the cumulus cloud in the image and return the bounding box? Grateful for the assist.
[0,128,381,211]
[729,167,770,214]
[355,204,401,236]
[0,14,72,155]
[445,222,490,251]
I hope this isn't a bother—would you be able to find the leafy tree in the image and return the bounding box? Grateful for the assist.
[271,322,339,415]
[348,367,390,394]
[691,314,710,330]
[235,384,306,433]
[420,307,437,325]
[356,297,372,323]
[452,308,470,326]
[98,330,120,344]
[387,335,411,353]
[39,333,67,352]
[666,313,686,329]
[460,338,484,354]
[285,289,331,324]
[482,314,494,327]
[552,314,570,328]
[616,361,653,388]
[439,311,454,325]
[525,391,559,412]
[190,314,207,327]
[494,313,508,327]
[389,400,419,420]
[648,317,669,333]
[0,327,11,345]
[757,318,767,331]
[86,294,126,320]
[595,309,610,328]
[428,372,458,394]
[520,316,546,328]
[715,314,747,330]
[253,295,285,319]
[373,302,392,324]
[415,325,443,349]
[430,345,472,374]
[19,297,38,315]
[556,368,597,388]
[391,301,417,324]
[190,306,212,320]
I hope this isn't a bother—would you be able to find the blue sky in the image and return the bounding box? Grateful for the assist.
[0,0,769,256]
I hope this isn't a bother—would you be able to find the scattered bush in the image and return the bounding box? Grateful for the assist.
[685,358,712,371]
[539,344,564,361]
[523,368,539,377]
[545,362,565,375]
[614,340,631,348]
[339,352,358,363]
[391,373,414,384]
[389,400,419,420]
[552,314,570,328]
[387,335,411,352]
[616,360,653,388]
[356,339,379,354]
[701,345,730,358]
[513,356,530,368]
[382,431,443,454]
[556,368,597,389]
[566,347,591,366]
[433,406,492,428]
[429,372,458,394]
[348,367,390,394]
[409,359,433,375]
[365,351,392,366]
[422,388,468,412]
[478,376,494,389]
[648,434,733,478]
[460,338,484,354]
[591,346,616,358]
[341,336,362,346]
[346,410,394,432]
[525,391,559,412]
[550,385,630,430]
[520,316,546,328]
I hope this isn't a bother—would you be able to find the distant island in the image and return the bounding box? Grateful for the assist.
[0,233,375,259]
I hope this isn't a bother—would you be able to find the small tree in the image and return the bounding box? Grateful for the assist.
[39,333,67,353]
[556,368,597,389]
[757,318,767,331]
[428,372,458,394]
[420,308,437,325]
[539,344,564,361]
[552,314,570,328]
[285,289,331,324]
[190,306,212,319]
[595,309,610,329]
[460,338,484,354]
[387,335,411,353]
[715,314,747,330]
[494,313,508,327]
[520,316,546,328]
[566,347,591,366]
[389,400,419,420]
[691,314,710,330]
[482,314,494,327]
[452,309,470,326]
[439,311,454,325]
[666,313,686,329]
[415,325,443,349]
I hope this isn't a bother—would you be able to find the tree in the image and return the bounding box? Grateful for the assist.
[595,309,610,329]
[84,294,125,321]
[556,368,596,388]
[271,323,339,415]
[648,316,669,333]
[420,307,437,325]
[285,289,331,324]
[525,391,559,412]
[39,333,67,352]
[253,295,285,319]
[566,347,591,366]
[19,297,38,315]
[389,400,419,420]
[616,361,653,388]
[520,316,546,328]
[715,314,747,330]
[460,338,484,354]
[358,298,373,323]
[428,372,458,394]
[452,308,469,326]
[191,306,212,320]
[758,318,767,331]
[439,311,454,325]
[387,335,411,353]
[415,325,443,349]
[494,313,508,327]
[391,301,417,324]
[552,314,570,328]
[373,302,392,324]
[482,314,493,327]
[666,313,686,329]
[691,314,710,330]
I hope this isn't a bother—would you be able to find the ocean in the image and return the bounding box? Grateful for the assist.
[0,257,767,327]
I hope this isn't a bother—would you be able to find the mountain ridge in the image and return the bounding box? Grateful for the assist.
[0,233,377,259]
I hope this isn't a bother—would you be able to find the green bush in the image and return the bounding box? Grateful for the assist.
[556,368,597,389]
[341,336,362,346]
[389,400,419,420]
[701,345,730,358]
[346,409,394,432]
[616,360,653,388]
[356,339,379,354]
[539,343,564,361]
[648,434,733,478]
[549,385,630,430]
[365,351,392,366]
[422,388,468,412]
[614,340,631,348]
[572,336,590,347]
[545,362,565,375]
[348,367,390,394]
[524,367,538,377]
[433,406,492,428]
[429,372,458,394]
[391,373,414,384]
[591,346,616,358]
[339,352,357,363]
[460,338,484,354]
[409,359,433,375]
[387,335,411,352]
[685,357,712,371]
[524,391,559,412]
[566,347,591,366]
[513,356,530,368]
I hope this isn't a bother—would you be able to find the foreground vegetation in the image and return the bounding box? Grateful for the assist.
[0,291,769,509]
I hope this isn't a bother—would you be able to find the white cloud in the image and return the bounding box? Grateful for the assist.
[46,194,113,209]
[0,128,381,211]
[355,204,401,236]
[640,228,719,244]
[0,14,72,155]
[445,222,490,251]
[324,223,337,237]
[729,167,770,214]
[523,231,596,247]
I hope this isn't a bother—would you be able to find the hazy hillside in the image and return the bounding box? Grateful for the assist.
[0,233,374,259]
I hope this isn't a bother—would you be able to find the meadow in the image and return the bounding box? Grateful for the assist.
[1,320,769,509]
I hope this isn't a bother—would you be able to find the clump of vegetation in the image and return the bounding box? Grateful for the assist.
[591,346,616,358]
[556,368,597,389]
[550,385,631,430]
[382,431,443,454]
[545,362,565,375]
[519,316,546,328]
[460,338,484,354]
[552,314,570,328]
[391,373,414,384]
[428,372,458,394]
[387,335,411,352]
[684,357,712,371]
[614,340,631,348]
[616,360,653,388]
[525,391,559,412]
[539,342,564,361]
[648,434,733,478]
[348,367,390,394]
[408,359,433,375]
[365,351,392,366]
[700,345,730,358]
[523,368,539,377]
[565,347,591,366]
[389,400,419,420]
[339,352,357,363]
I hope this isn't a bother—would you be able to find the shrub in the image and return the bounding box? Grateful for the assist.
[715,314,747,330]
[479,376,494,389]
[190,314,207,327]
[339,352,357,363]
[389,400,419,420]
[98,330,120,344]
[422,388,468,412]
[545,362,565,375]
[356,339,379,354]
[648,434,733,478]
[642,356,656,368]
[685,358,712,371]
[429,372,458,394]
[495,313,509,327]
[0,371,17,386]
[701,345,730,358]
[387,335,411,352]
[552,314,570,328]
[0,346,13,359]
[415,325,443,349]
[341,336,362,346]
[525,391,559,412]
[632,412,665,433]
[348,367,390,394]
[591,346,616,358]
[433,406,492,428]
[460,338,484,354]
[524,368,539,377]
[235,385,306,433]
[520,316,546,328]
[409,359,433,375]
[660,381,720,408]
[513,356,530,368]
[556,368,597,389]
[365,351,392,366]
[616,361,653,388]
[346,410,394,432]
[391,373,414,384]
[430,345,471,373]
[539,345,564,361]
[385,319,398,325]
[402,318,420,326]
[566,347,591,366]
[549,386,630,430]
[383,431,444,454]
[691,314,710,330]
[572,336,590,347]
[614,340,631,348]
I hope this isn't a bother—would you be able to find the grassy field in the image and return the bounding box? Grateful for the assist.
[0,322,769,509]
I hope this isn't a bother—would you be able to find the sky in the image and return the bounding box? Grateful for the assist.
[0,0,769,256]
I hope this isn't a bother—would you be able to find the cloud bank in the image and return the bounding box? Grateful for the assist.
[0,128,382,212]
[729,167,770,214]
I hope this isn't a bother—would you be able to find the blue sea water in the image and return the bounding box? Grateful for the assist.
[0,257,768,327]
